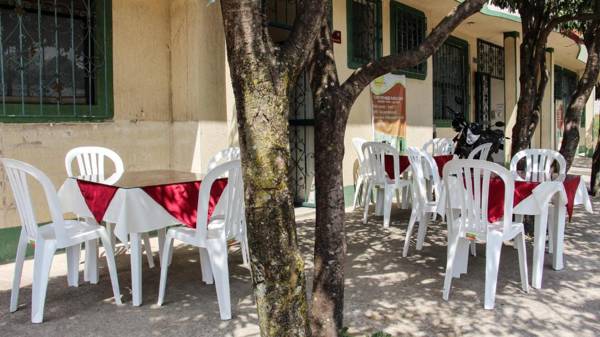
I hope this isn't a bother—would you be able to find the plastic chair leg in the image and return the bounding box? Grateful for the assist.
[157,228,166,267]
[470,241,477,257]
[66,244,81,287]
[415,213,429,250]
[402,210,418,257]
[453,239,470,277]
[130,233,143,306]
[484,232,503,310]
[515,232,529,293]
[157,233,174,306]
[97,228,122,305]
[352,176,364,210]
[443,235,460,301]
[532,208,549,289]
[207,238,231,320]
[383,186,394,228]
[142,233,155,269]
[84,239,99,284]
[10,230,28,312]
[31,239,57,323]
[200,247,214,284]
[362,183,373,224]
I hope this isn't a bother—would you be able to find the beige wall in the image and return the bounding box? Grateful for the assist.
[0,0,233,229]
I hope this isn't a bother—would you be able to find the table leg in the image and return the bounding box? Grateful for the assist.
[375,189,384,216]
[551,198,566,271]
[532,208,549,289]
[130,233,143,306]
[157,228,166,267]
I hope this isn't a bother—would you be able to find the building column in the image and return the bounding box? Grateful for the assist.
[504,31,520,163]
[539,48,554,150]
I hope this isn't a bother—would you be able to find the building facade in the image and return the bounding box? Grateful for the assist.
[0,0,595,259]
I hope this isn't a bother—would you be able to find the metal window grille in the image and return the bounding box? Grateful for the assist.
[347,0,381,68]
[433,36,469,121]
[264,0,297,30]
[477,39,504,80]
[390,2,426,79]
[0,0,111,122]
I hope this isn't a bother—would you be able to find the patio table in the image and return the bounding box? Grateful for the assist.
[58,170,228,306]
[438,174,592,289]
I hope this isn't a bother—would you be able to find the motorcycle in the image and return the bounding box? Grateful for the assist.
[448,105,507,160]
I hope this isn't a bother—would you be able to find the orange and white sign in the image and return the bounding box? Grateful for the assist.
[370,74,407,151]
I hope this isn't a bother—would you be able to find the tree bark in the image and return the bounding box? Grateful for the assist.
[559,17,600,170]
[219,1,326,335]
[306,2,485,336]
[592,123,600,195]
[308,19,353,336]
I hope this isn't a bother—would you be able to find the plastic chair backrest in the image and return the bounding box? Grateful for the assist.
[65,146,124,184]
[468,143,493,161]
[362,142,400,183]
[443,159,515,236]
[207,147,240,171]
[509,149,566,182]
[423,138,454,155]
[352,138,367,167]
[196,160,244,240]
[407,147,442,205]
[2,158,67,244]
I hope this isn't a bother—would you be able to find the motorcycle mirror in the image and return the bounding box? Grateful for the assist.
[494,121,505,127]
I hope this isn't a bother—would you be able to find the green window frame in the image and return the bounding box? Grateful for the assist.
[433,36,469,126]
[0,0,113,123]
[390,1,427,80]
[346,0,382,69]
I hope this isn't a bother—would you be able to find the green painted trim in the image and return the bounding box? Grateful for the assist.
[0,227,34,265]
[546,47,555,53]
[503,31,520,39]
[433,35,470,122]
[346,0,382,70]
[389,1,427,80]
[343,185,355,208]
[479,4,521,23]
[0,0,114,123]
[434,120,453,128]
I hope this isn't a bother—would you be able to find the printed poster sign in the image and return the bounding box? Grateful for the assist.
[370,74,407,152]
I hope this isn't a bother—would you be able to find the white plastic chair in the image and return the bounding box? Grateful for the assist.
[352,137,368,209]
[158,160,246,320]
[65,146,156,271]
[207,147,240,171]
[510,149,566,182]
[2,158,122,323]
[422,138,454,156]
[442,159,529,309]
[468,142,493,161]
[402,147,442,257]
[361,142,410,228]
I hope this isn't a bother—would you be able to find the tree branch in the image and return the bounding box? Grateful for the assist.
[279,0,328,80]
[341,0,485,101]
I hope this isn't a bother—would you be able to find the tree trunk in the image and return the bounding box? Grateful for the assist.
[220,2,311,335]
[592,125,600,195]
[309,21,351,336]
[559,19,600,170]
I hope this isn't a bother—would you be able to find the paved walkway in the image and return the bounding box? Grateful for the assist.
[1,159,598,336]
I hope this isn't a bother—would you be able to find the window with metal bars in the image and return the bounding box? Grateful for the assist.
[477,39,504,80]
[390,1,426,80]
[347,0,381,69]
[433,36,469,124]
[0,0,112,122]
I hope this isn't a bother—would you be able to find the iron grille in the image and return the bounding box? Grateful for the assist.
[264,0,296,30]
[433,36,469,121]
[477,39,504,80]
[0,0,111,121]
[390,2,426,79]
[347,0,381,68]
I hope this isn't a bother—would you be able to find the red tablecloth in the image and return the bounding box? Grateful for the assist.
[384,154,453,179]
[77,178,227,228]
[486,175,581,223]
